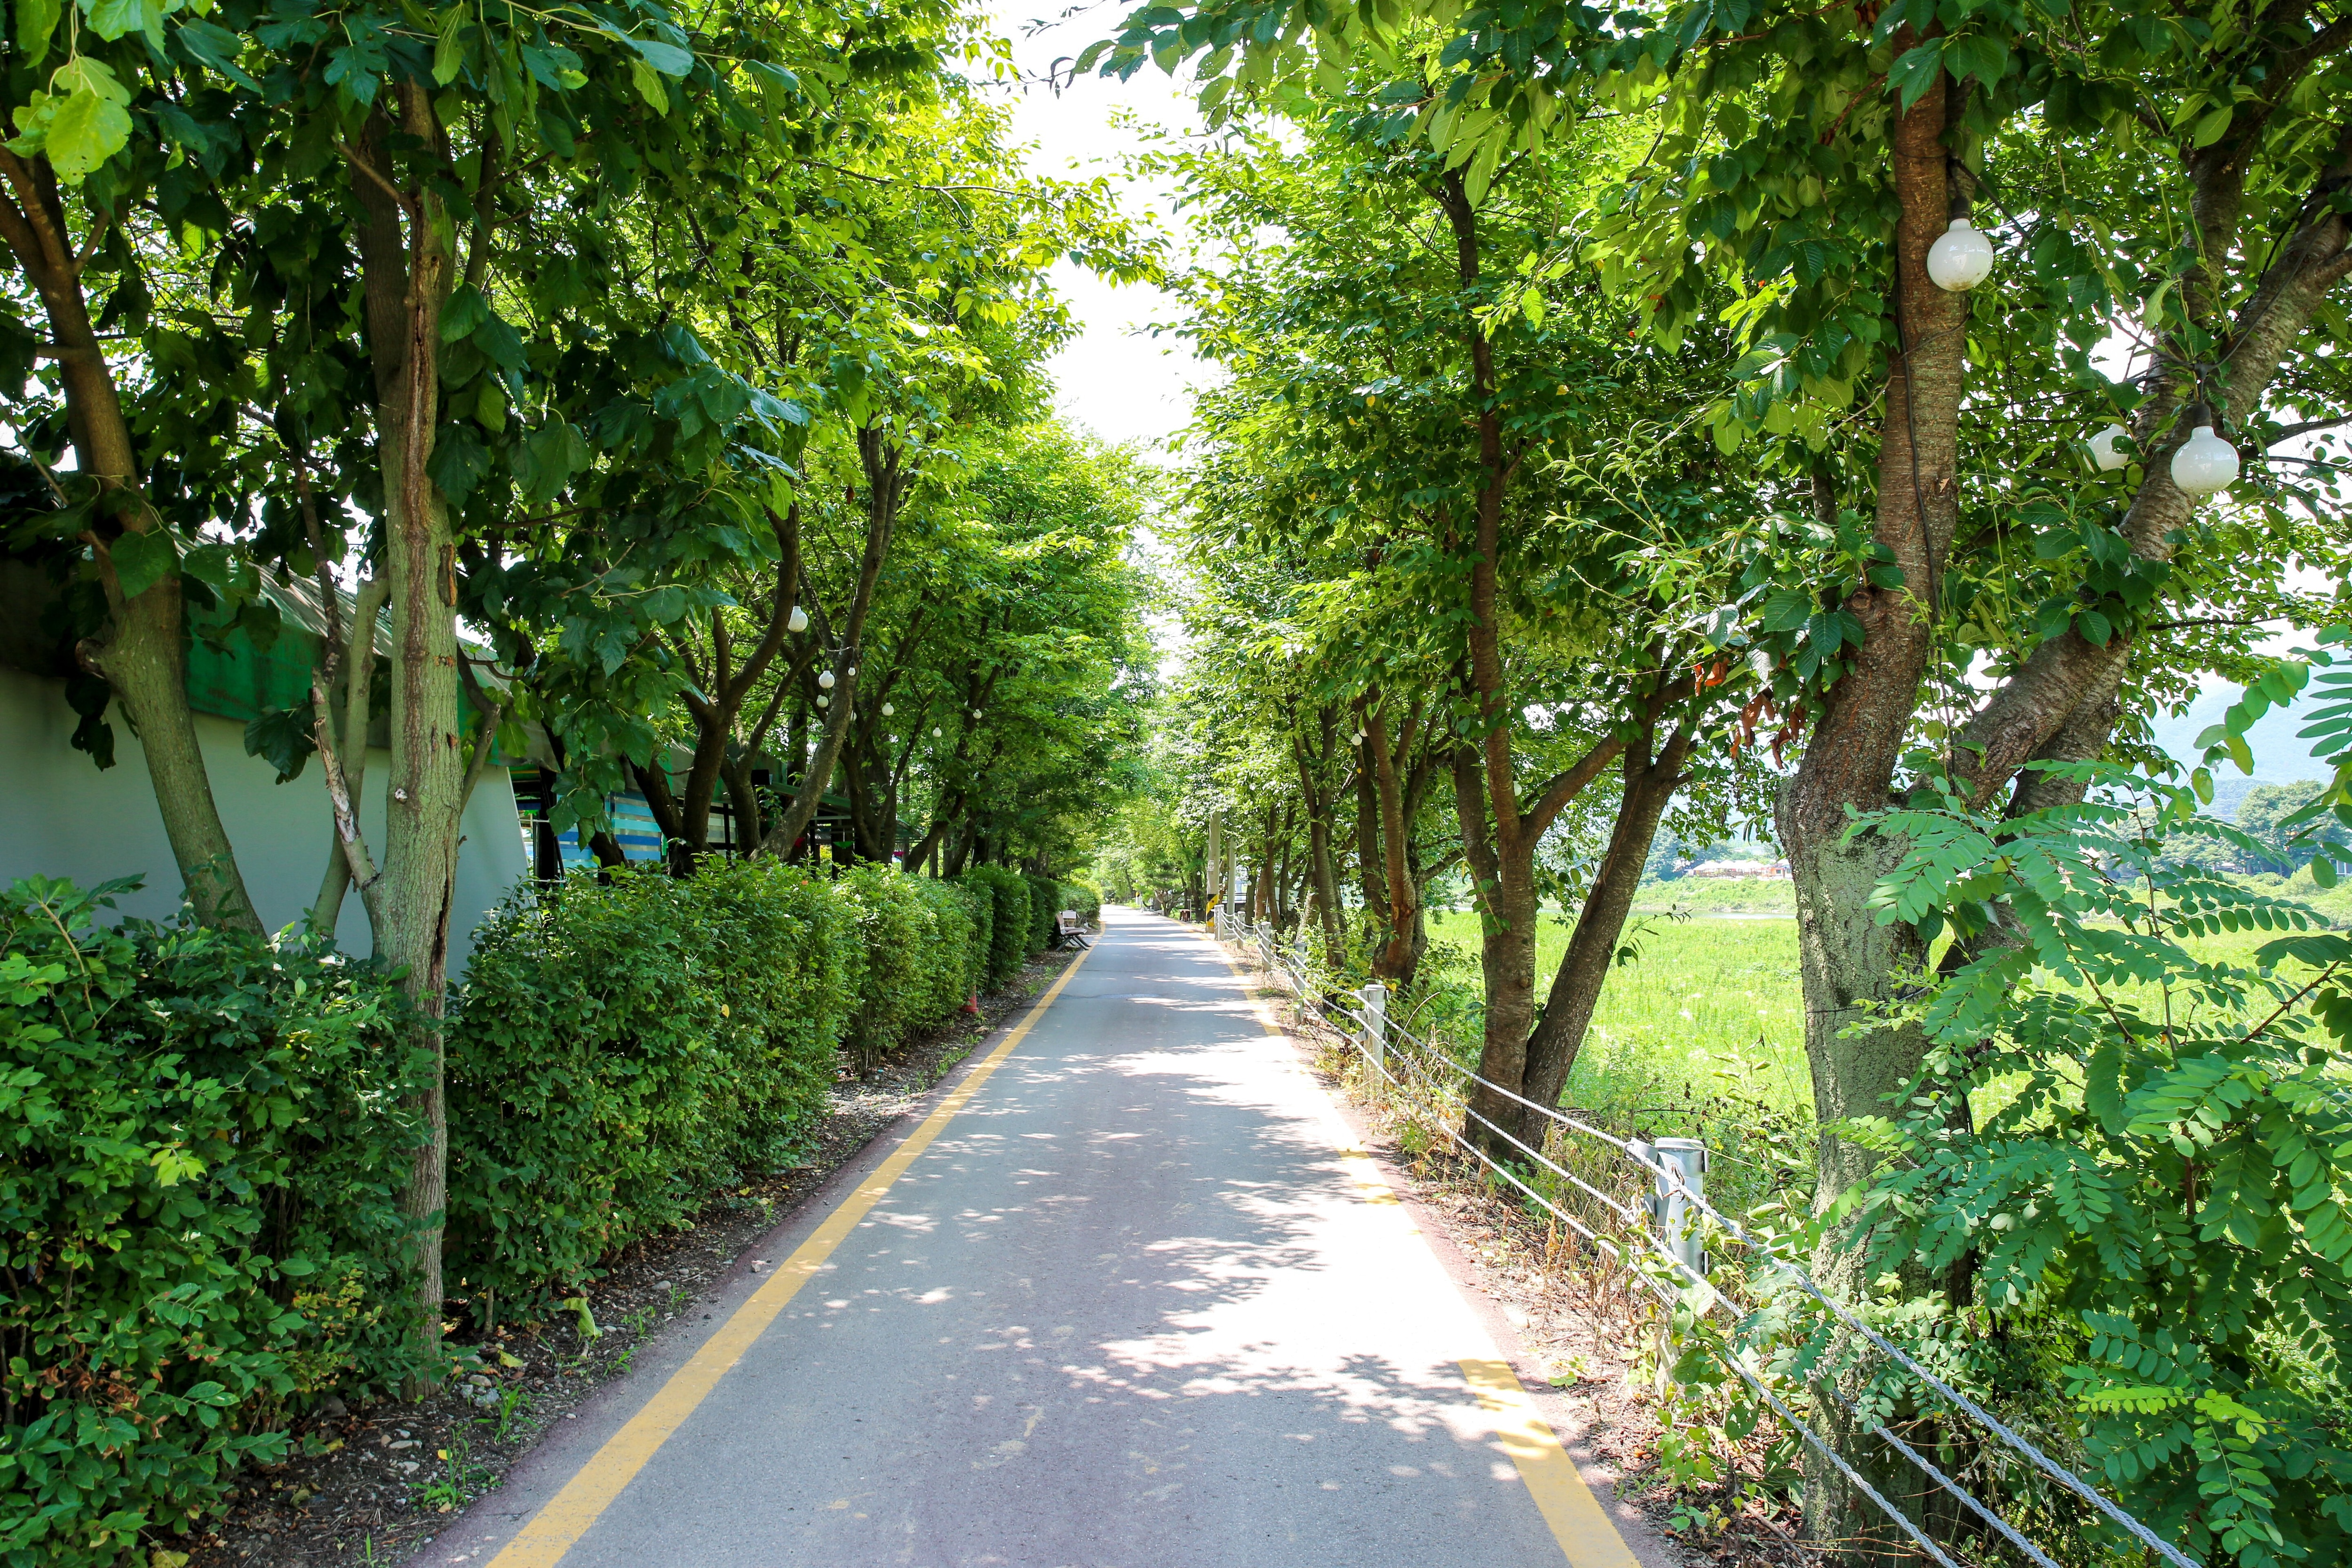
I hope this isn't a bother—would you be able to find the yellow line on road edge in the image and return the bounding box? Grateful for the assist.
[1210,931,1639,1568]
[485,945,1095,1568]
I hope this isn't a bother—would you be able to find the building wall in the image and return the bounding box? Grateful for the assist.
[0,667,529,973]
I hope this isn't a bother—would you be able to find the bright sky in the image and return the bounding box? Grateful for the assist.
[982,1,1208,456]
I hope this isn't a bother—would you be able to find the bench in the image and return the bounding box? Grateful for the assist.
[1056,910,1091,949]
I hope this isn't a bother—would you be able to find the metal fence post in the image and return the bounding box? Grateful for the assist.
[1650,1137,1708,1278]
[1359,982,1387,1069]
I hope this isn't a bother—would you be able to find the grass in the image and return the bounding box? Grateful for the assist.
[1422,888,2330,1125]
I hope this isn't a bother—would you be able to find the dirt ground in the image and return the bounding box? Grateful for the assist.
[182,948,1078,1568]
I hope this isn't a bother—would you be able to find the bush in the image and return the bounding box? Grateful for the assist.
[1022,871,1059,951]
[959,865,1031,989]
[906,875,984,1021]
[840,864,926,1071]
[1059,882,1100,925]
[445,859,854,1308]
[840,868,989,1069]
[0,876,427,1568]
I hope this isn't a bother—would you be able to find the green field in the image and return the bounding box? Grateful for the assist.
[1420,901,2329,1125]
[1422,909,1813,1116]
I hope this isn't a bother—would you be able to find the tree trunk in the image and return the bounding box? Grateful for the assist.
[0,149,262,935]
[346,91,466,1380]
[1771,59,1968,1557]
[756,428,902,859]
[1522,722,1693,1114]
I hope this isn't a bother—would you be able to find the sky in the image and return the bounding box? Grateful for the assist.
[980,2,1209,455]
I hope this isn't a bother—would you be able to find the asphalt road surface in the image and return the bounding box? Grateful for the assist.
[440,907,1637,1568]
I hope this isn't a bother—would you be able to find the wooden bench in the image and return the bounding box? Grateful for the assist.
[1056,910,1091,949]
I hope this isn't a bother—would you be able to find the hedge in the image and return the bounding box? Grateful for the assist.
[1059,881,1100,926]
[960,865,1032,988]
[445,859,854,1307]
[840,867,986,1070]
[3,860,1033,1561]
[1022,871,1060,952]
[0,876,429,1568]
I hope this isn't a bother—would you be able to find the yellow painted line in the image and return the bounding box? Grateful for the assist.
[485,945,1095,1568]
[1209,933,1640,1568]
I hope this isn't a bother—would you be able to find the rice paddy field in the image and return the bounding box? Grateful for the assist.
[1421,887,2329,1123]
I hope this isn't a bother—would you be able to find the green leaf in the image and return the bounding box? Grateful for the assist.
[433,7,466,86]
[16,0,60,65]
[38,86,131,182]
[2190,103,2235,148]
[441,282,490,343]
[627,35,693,76]
[83,0,153,43]
[629,57,670,114]
[109,528,176,598]
[1888,38,1944,111]
[2078,607,2112,646]
[243,702,316,784]
[177,18,261,90]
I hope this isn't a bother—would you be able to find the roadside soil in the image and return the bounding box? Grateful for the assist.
[182,947,1080,1568]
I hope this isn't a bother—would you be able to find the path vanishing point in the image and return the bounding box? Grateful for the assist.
[424,908,1650,1568]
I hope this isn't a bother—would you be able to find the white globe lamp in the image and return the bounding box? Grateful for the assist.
[932,726,943,738]
[1926,219,1994,292]
[817,669,835,690]
[2170,424,2239,498]
[816,694,829,709]
[2089,424,2129,472]
[881,702,894,717]
[787,606,809,633]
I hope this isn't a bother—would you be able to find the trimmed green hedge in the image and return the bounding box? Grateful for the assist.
[1059,881,1100,926]
[2,860,1023,1563]
[840,867,986,1069]
[445,859,853,1306]
[0,877,428,1568]
[960,865,1032,988]
[1022,871,1059,952]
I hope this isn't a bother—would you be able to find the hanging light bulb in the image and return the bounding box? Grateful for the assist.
[817,669,835,690]
[2170,424,2239,498]
[1926,219,1994,292]
[787,606,809,633]
[881,702,895,717]
[932,726,943,738]
[971,708,981,719]
[816,694,829,709]
[2089,424,2129,472]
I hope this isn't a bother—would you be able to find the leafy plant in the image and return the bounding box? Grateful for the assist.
[1854,763,2352,1567]
[0,876,428,1566]
[444,860,854,1310]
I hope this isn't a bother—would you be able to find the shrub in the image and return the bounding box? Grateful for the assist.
[840,865,928,1070]
[1059,882,1101,926]
[1857,768,2352,1565]
[906,876,984,1022]
[0,876,427,1568]
[445,860,854,1309]
[1022,872,1060,951]
[959,865,1031,989]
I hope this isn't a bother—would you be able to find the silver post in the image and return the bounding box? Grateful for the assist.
[1359,981,1387,1068]
[1650,1137,1708,1278]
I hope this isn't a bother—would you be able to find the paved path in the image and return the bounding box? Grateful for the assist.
[443,909,1638,1568]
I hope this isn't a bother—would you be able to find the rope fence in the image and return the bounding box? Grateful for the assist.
[1212,911,2197,1568]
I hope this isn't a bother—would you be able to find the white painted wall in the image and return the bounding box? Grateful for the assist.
[0,667,529,974]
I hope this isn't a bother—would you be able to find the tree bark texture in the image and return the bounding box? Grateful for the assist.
[0,148,262,934]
